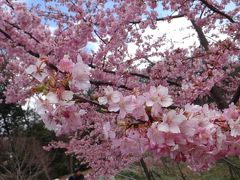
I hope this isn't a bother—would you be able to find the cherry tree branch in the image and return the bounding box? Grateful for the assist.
[90,80,133,90]
[190,20,209,51]
[140,158,153,180]
[5,0,14,10]
[0,27,133,91]
[130,14,184,24]
[93,30,108,45]
[190,19,228,110]
[3,20,40,43]
[0,27,40,58]
[230,85,240,104]
[199,0,235,23]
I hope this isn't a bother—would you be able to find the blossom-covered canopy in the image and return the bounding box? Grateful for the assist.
[0,0,239,179]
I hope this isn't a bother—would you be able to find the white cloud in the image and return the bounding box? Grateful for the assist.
[49,26,57,35]
[126,17,199,65]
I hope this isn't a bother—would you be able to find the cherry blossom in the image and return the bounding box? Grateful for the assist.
[25,60,48,82]
[109,95,136,119]
[144,85,173,116]
[45,90,74,105]
[228,117,240,137]
[70,58,91,91]
[57,55,74,73]
[98,86,122,105]
[103,122,116,139]
[157,110,186,133]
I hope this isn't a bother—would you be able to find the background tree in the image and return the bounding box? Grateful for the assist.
[0,53,72,179]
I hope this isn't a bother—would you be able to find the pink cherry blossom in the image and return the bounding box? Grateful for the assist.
[70,60,91,91]
[45,90,74,105]
[147,122,165,148]
[228,117,240,137]
[158,110,186,133]
[145,85,173,107]
[144,85,173,116]
[98,86,122,105]
[108,95,136,119]
[103,122,116,139]
[25,60,48,82]
[132,95,149,121]
[57,55,74,72]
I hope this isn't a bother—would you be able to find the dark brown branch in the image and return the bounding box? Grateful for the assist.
[5,0,14,10]
[199,0,235,23]
[130,14,184,24]
[167,79,182,87]
[94,30,108,44]
[0,27,40,58]
[89,64,182,87]
[89,63,151,79]
[140,158,153,180]
[230,84,240,104]
[90,80,133,90]
[144,57,155,66]
[73,95,108,110]
[4,20,41,43]
[156,14,185,21]
[0,28,12,40]
[190,20,209,51]
[191,19,228,110]
[129,72,150,79]
[210,86,228,109]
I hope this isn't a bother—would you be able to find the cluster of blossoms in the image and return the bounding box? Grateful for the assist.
[25,55,90,135]
[24,54,240,175]
[98,85,173,120]
[7,52,240,177]
[98,86,240,171]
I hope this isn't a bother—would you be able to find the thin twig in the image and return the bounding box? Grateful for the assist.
[140,158,153,180]
[130,14,184,24]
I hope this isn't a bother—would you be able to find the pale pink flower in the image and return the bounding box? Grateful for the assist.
[58,55,74,72]
[46,92,58,104]
[145,85,173,108]
[158,110,186,133]
[113,130,148,155]
[98,86,122,105]
[215,128,226,150]
[144,85,173,117]
[45,90,74,105]
[108,95,136,119]
[180,117,198,137]
[184,104,202,118]
[228,117,240,137]
[70,60,90,91]
[132,95,149,121]
[34,99,58,131]
[25,60,48,82]
[103,122,116,139]
[147,122,165,147]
